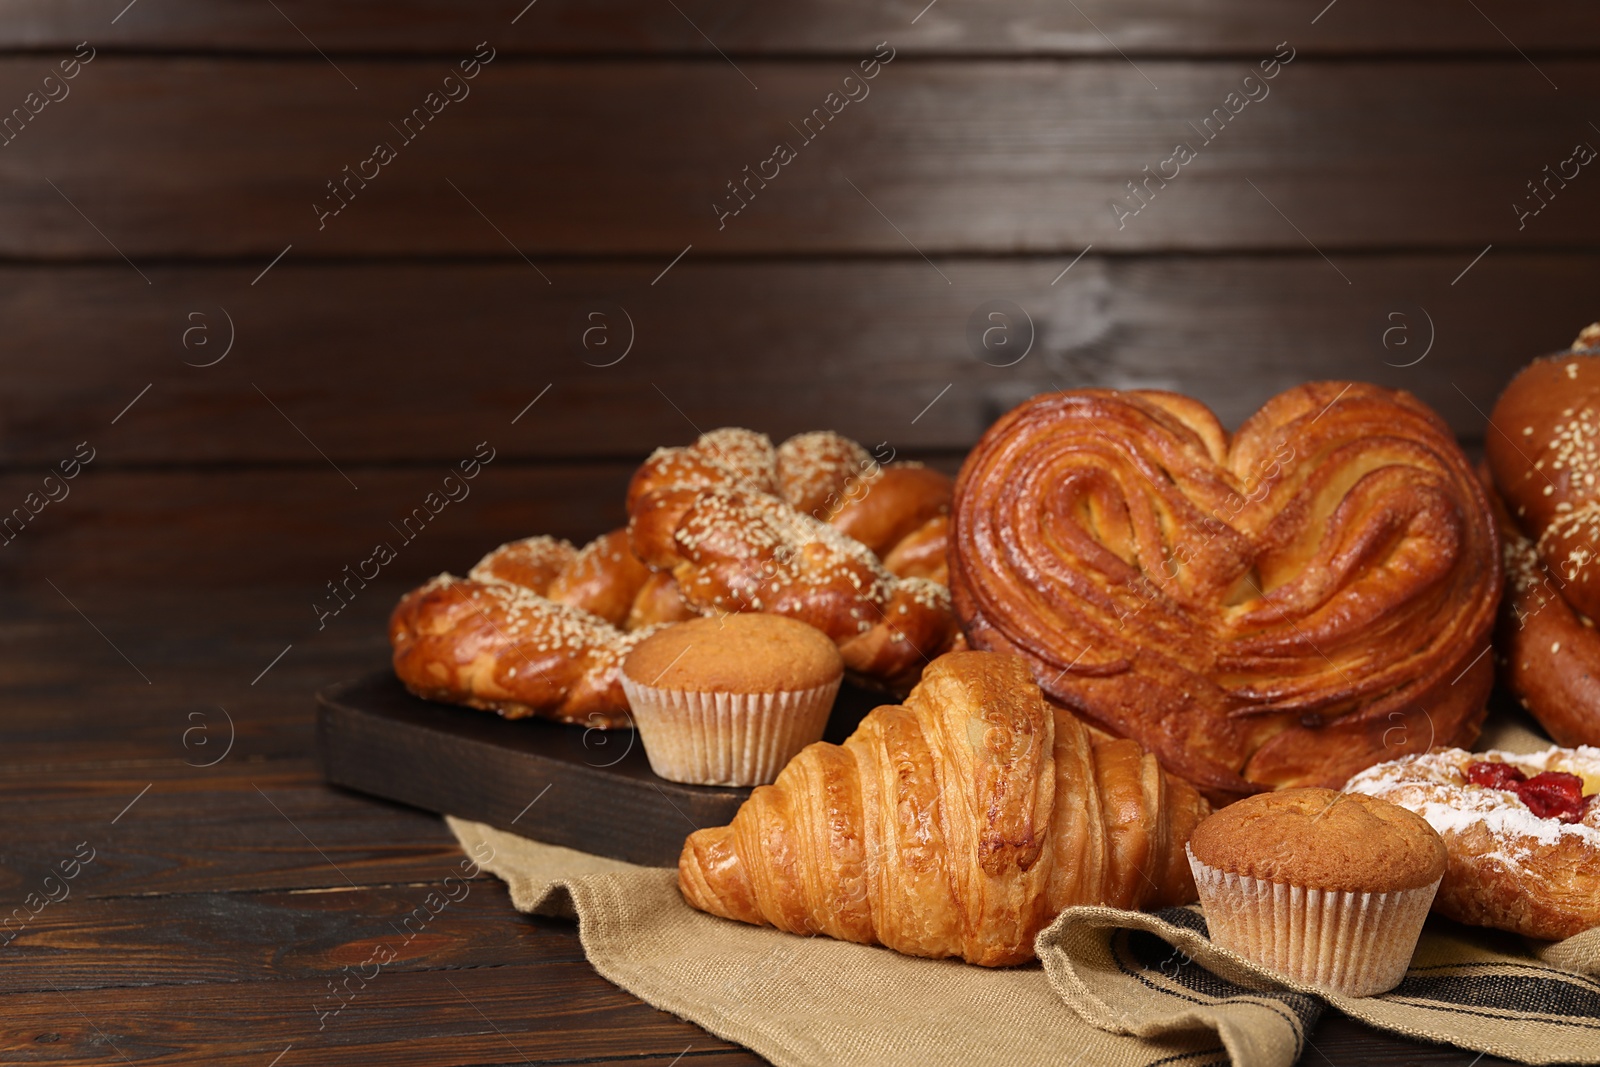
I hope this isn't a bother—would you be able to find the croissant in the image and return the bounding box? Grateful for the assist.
[950,383,1501,801]
[678,650,1209,966]
[1484,324,1600,745]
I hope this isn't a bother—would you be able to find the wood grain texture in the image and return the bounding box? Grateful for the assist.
[0,882,585,993]
[0,763,469,898]
[0,587,391,765]
[1,254,1592,469]
[0,464,637,587]
[1304,1015,1516,1066]
[1,0,1596,57]
[0,961,751,1065]
[1,59,1596,258]
[0,0,1576,1060]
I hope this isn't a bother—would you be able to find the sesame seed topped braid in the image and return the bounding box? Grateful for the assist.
[629,427,955,583]
[389,573,658,727]
[1486,323,1600,746]
[389,530,695,727]
[628,429,964,691]
[390,426,962,725]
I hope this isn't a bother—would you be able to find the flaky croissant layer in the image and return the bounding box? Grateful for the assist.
[678,651,1210,966]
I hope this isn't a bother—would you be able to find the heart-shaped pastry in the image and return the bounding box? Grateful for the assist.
[950,383,1500,800]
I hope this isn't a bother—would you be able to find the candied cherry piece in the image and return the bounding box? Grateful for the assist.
[1466,761,1593,823]
[1518,771,1589,824]
[1466,761,1526,791]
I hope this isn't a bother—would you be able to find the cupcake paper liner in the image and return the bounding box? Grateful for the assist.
[620,676,840,787]
[1187,846,1440,997]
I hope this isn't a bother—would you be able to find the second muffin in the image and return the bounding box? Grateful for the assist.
[1187,788,1446,997]
[621,614,843,786]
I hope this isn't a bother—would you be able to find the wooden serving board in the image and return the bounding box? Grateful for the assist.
[316,670,886,867]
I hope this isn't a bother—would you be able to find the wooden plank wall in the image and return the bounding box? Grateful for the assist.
[2,1,1598,593]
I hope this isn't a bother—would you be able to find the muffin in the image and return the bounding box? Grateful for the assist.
[621,614,843,786]
[1186,788,1446,996]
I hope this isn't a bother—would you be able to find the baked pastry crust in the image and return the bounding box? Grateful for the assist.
[390,532,682,727]
[389,572,655,728]
[628,427,953,582]
[391,427,961,724]
[678,650,1210,966]
[1345,746,1600,940]
[1485,324,1600,745]
[950,383,1500,800]
[629,430,964,691]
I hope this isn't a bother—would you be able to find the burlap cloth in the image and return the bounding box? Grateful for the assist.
[446,714,1600,1067]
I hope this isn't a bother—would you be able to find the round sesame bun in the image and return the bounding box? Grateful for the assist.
[621,614,843,787]
[1189,788,1445,894]
[1187,787,1446,996]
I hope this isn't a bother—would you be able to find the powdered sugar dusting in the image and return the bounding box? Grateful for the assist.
[1346,746,1600,869]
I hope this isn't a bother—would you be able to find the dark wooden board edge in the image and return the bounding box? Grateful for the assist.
[314,671,742,867]
[315,669,886,867]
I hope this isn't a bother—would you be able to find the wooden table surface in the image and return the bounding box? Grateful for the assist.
[0,585,1519,1066]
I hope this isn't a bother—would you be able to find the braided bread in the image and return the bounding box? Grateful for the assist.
[628,429,964,691]
[391,427,960,724]
[630,486,962,691]
[1486,324,1600,746]
[389,531,692,726]
[950,383,1500,801]
[469,529,696,631]
[388,573,647,727]
[628,427,953,582]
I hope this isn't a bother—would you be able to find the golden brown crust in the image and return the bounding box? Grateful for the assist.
[389,574,657,727]
[1485,326,1600,746]
[627,427,779,512]
[543,529,652,627]
[775,430,873,517]
[395,530,685,725]
[633,427,952,583]
[949,383,1500,800]
[629,484,962,691]
[881,513,950,583]
[622,614,843,694]
[396,423,956,720]
[467,534,575,593]
[1346,747,1600,940]
[625,570,699,630]
[1188,787,1445,893]
[470,531,667,631]
[828,463,953,563]
[678,650,1210,966]
[1486,479,1600,746]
